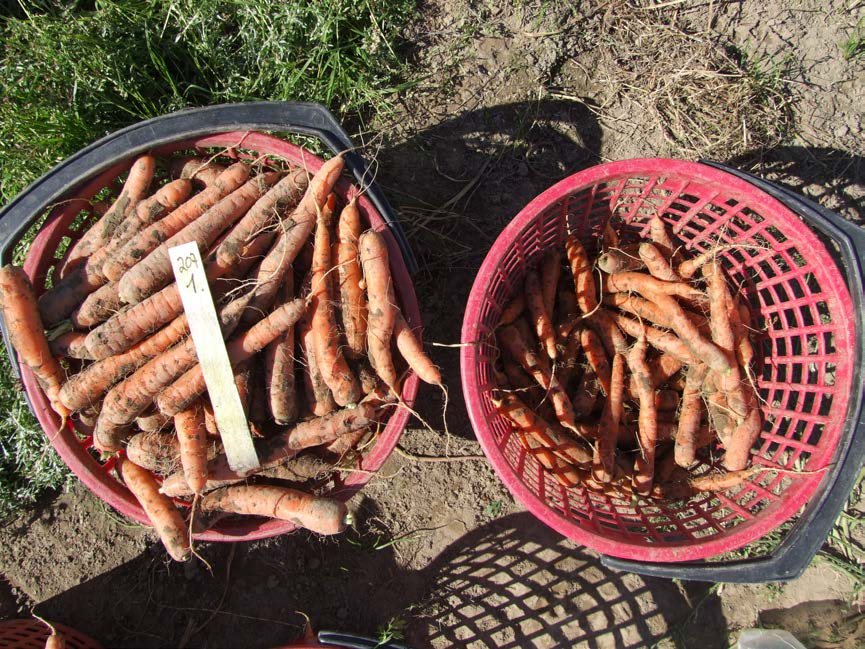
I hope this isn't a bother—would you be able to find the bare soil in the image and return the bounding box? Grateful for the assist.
[2,1,863,647]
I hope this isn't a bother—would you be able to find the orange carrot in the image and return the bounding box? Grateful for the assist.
[525,268,557,360]
[627,336,657,495]
[500,295,526,326]
[335,197,368,358]
[638,242,681,282]
[594,351,624,482]
[585,308,629,357]
[287,400,379,450]
[725,405,762,471]
[64,155,156,269]
[126,431,181,474]
[48,330,92,360]
[492,392,592,468]
[103,161,250,282]
[170,156,225,187]
[135,410,172,433]
[311,194,362,406]
[118,171,280,305]
[0,266,69,419]
[265,282,299,425]
[119,458,190,561]
[299,311,337,417]
[540,248,562,321]
[648,216,676,258]
[603,292,707,333]
[613,314,701,364]
[360,230,399,391]
[571,365,600,418]
[654,466,761,500]
[580,327,612,395]
[603,272,707,303]
[554,327,582,389]
[565,233,598,315]
[674,363,709,468]
[174,403,208,493]
[513,429,582,488]
[156,297,308,417]
[70,281,122,328]
[199,485,349,535]
[677,247,723,280]
[393,312,441,385]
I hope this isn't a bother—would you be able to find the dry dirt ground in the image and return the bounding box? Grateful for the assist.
[2,1,864,648]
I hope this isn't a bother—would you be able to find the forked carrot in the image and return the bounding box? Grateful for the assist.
[648,216,676,259]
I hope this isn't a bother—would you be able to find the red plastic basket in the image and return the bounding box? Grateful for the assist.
[0,619,102,649]
[2,105,420,542]
[461,158,858,564]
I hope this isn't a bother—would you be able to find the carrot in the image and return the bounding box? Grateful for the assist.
[103,161,250,282]
[565,233,597,315]
[319,427,369,462]
[585,308,629,357]
[638,242,681,282]
[492,392,592,468]
[613,314,700,364]
[136,410,172,433]
[513,429,582,488]
[676,247,722,280]
[126,431,181,474]
[48,330,92,360]
[500,295,525,326]
[596,245,644,274]
[119,458,190,561]
[44,627,66,649]
[63,155,156,270]
[393,312,441,385]
[311,194,362,406]
[580,327,612,396]
[287,399,379,450]
[265,282,299,425]
[554,327,582,390]
[602,293,707,333]
[70,281,122,328]
[60,313,189,412]
[648,216,676,259]
[118,171,280,305]
[0,266,69,419]
[725,405,762,471]
[335,197,368,358]
[603,272,707,304]
[540,248,562,321]
[601,218,619,252]
[674,363,710,467]
[200,485,349,535]
[627,336,657,495]
[174,403,208,494]
[170,156,226,187]
[594,351,624,482]
[525,268,557,360]
[240,232,296,327]
[299,311,337,416]
[571,365,600,418]
[360,230,399,391]
[155,297,308,417]
[498,321,580,434]
[654,466,761,500]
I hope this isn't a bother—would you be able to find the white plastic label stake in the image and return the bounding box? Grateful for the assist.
[169,241,260,474]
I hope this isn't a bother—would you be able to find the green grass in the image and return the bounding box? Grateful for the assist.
[841,17,865,61]
[0,0,416,515]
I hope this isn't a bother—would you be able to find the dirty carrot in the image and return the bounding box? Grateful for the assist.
[335,197,368,358]
[580,327,612,396]
[674,363,710,468]
[265,282,299,425]
[126,431,181,474]
[565,233,597,314]
[525,268,557,360]
[299,311,337,417]
[360,229,399,391]
[70,281,122,328]
[613,313,700,365]
[594,351,624,482]
[393,312,441,385]
[174,402,208,494]
[638,242,681,282]
[119,458,190,561]
[540,248,562,320]
[628,336,657,495]
[48,330,92,360]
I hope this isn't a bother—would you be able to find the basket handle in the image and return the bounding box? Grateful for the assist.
[601,161,865,583]
[0,101,417,272]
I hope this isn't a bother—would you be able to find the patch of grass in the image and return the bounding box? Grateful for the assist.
[841,17,865,61]
[0,0,417,516]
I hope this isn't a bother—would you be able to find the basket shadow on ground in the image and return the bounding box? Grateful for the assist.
[373,98,602,442]
[36,508,727,649]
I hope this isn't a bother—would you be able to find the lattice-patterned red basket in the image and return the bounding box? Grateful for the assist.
[0,619,102,649]
[461,158,861,563]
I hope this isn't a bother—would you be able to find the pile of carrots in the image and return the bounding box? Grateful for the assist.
[0,150,441,561]
[492,216,762,501]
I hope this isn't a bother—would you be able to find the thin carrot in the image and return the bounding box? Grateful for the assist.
[0,266,69,419]
[311,194,362,406]
[613,313,701,364]
[628,336,657,495]
[512,429,582,488]
[594,351,624,482]
[299,310,337,417]
[571,365,600,418]
[580,327,612,396]
[540,248,562,321]
[335,197,368,358]
[199,485,349,535]
[525,268,557,360]
[603,272,707,303]
[393,312,441,385]
[565,233,597,314]
[265,281,299,425]
[174,403,208,494]
[554,327,582,390]
[360,230,399,392]
[119,458,190,561]
[70,281,122,328]
[500,295,525,326]
[674,363,709,468]
[554,283,578,341]
[638,242,681,282]
[648,216,676,259]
